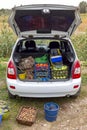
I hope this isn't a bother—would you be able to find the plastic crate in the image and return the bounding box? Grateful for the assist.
[35,63,49,71]
[34,63,50,81]
[51,65,68,79]
[16,106,37,126]
[35,71,49,77]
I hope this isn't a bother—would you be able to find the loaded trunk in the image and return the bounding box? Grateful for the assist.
[13,39,75,81]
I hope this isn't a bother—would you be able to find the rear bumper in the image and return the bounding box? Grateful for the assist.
[7,78,81,97]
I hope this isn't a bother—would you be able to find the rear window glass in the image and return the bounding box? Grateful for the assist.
[15,10,75,32]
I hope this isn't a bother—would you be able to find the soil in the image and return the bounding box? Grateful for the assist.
[6,96,86,130]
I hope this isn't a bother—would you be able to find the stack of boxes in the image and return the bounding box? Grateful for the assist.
[50,49,68,79]
[34,63,50,81]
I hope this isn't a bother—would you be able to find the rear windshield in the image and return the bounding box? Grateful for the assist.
[15,10,75,33]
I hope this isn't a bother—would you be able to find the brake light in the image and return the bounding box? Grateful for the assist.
[72,60,81,79]
[7,60,17,79]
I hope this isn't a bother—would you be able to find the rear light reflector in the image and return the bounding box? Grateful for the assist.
[72,60,81,79]
[10,86,15,89]
[73,85,79,89]
[7,60,17,79]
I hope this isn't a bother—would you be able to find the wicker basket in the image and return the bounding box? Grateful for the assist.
[16,106,37,126]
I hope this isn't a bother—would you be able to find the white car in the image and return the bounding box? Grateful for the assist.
[6,4,81,98]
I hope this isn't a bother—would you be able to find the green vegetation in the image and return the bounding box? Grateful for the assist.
[79,1,87,13]
[0,9,11,16]
[71,33,87,61]
[0,62,7,80]
[0,24,16,58]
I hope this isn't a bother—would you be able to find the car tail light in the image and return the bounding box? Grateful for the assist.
[73,85,79,89]
[72,60,81,79]
[10,86,16,89]
[7,60,17,79]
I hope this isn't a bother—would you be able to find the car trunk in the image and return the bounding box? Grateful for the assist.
[9,4,81,82]
[13,38,75,81]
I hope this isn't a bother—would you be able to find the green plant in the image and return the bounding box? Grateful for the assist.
[0,22,16,58]
[71,33,87,61]
[0,63,7,80]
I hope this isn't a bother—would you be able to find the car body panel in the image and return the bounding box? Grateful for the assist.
[7,77,81,97]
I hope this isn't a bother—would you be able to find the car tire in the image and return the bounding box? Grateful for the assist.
[8,90,16,99]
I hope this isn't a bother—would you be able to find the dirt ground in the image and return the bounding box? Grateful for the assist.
[2,96,85,130]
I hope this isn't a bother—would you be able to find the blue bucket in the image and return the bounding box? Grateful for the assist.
[44,102,59,122]
[0,114,2,124]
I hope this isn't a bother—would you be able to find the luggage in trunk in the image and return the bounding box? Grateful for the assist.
[15,53,70,81]
[13,39,74,81]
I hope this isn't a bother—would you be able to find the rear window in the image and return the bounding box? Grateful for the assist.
[15,10,75,33]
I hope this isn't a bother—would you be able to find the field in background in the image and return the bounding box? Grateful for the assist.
[75,13,87,33]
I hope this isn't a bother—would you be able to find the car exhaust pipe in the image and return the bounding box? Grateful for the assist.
[66,94,70,97]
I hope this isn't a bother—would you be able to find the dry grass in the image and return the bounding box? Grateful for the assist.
[75,13,87,34]
[0,15,8,29]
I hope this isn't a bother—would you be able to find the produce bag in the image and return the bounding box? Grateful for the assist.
[0,100,10,120]
[18,56,34,80]
[35,54,48,63]
[25,69,34,79]
[19,56,34,70]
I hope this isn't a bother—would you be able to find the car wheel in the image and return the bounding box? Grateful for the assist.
[8,90,16,99]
